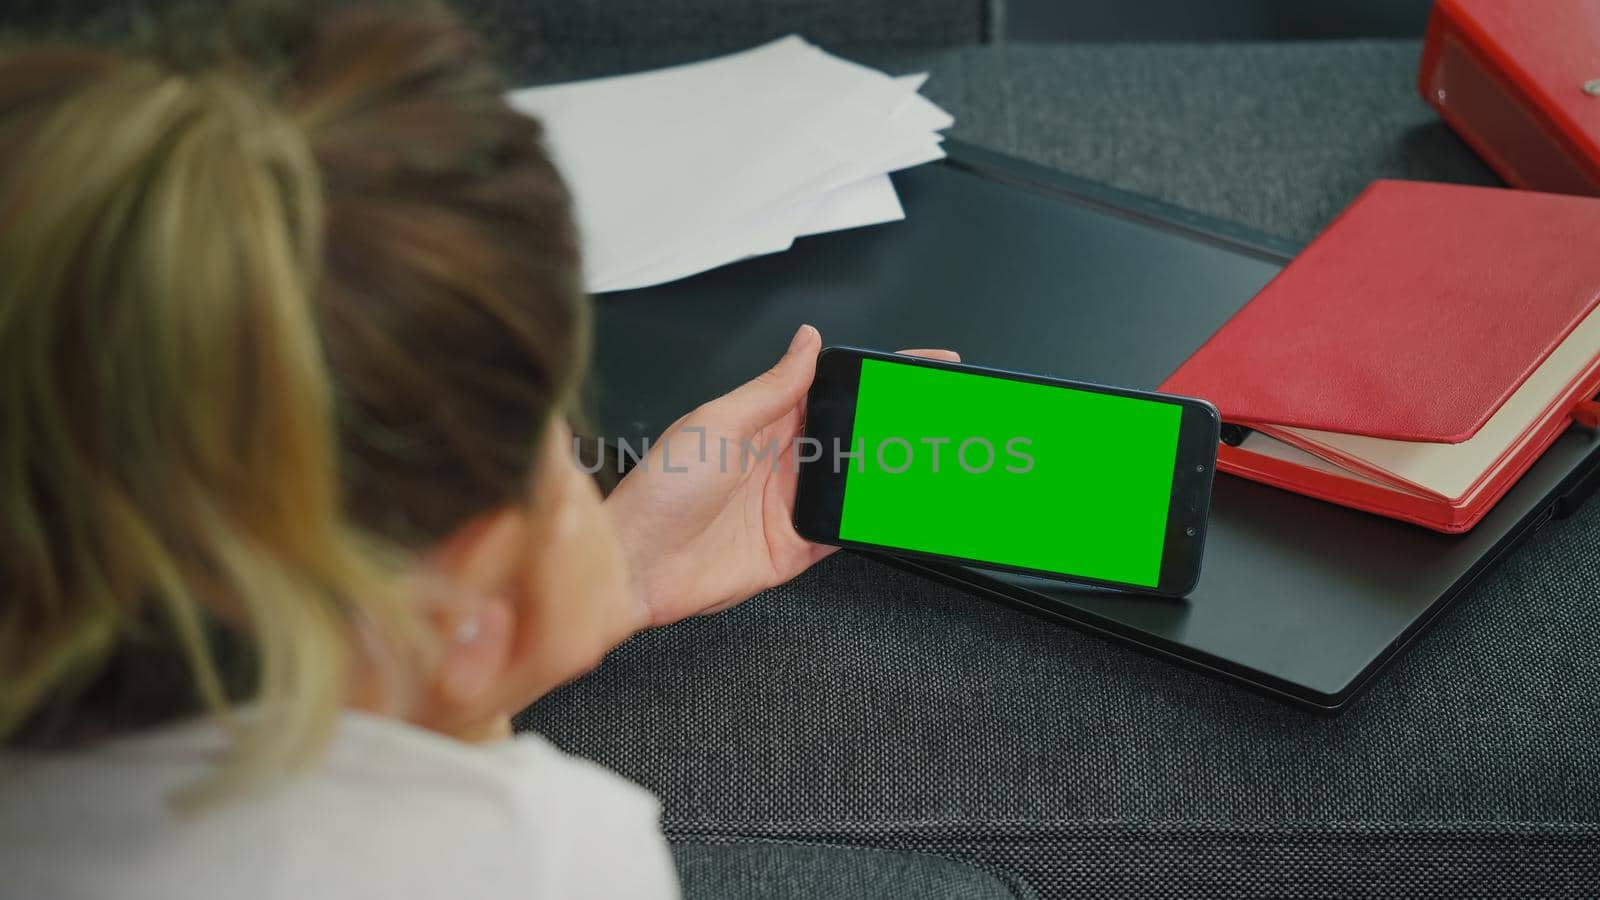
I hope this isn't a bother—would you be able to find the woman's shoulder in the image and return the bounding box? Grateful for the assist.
[283,716,655,895]
[0,713,679,900]
[332,712,668,830]
[311,714,681,895]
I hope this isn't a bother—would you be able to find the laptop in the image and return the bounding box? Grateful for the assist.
[588,141,1600,710]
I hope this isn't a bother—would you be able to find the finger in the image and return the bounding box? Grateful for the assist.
[895,348,961,362]
[716,324,822,431]
[805,541,841,565]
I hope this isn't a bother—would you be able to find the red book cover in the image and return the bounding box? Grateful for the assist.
[1420,0,1600,195]
[1159,180,1600,532]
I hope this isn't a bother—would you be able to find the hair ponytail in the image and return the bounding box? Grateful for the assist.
[1,1,587,805]
[0,49,416,803]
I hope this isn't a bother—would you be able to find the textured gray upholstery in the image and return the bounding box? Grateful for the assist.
[892,40,1503,242]
[515,37,1600,899]
[672,839,1037,900]
[461,0,989,54]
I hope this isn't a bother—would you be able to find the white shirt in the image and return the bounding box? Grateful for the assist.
[0,712,680,900]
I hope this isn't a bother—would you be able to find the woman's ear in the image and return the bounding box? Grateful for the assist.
[384,423,637,743]
[406,509,527,741]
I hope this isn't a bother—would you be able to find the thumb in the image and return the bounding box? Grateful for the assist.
[718,325,822,431]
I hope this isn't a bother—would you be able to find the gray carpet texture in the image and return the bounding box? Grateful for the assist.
[514,36,1600,900]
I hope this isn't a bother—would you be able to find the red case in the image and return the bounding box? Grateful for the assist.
[1419,0,1600,195]
[1159,180,1600,533]
[1160,181,1600,444]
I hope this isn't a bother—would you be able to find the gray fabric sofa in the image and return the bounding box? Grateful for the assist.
[492,3,1600,897]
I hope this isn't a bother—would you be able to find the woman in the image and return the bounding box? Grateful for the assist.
[0,2,954,897]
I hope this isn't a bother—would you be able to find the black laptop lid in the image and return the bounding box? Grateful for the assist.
[589,143,1600,708]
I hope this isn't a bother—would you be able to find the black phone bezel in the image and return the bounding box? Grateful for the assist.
[792,346,1220,598]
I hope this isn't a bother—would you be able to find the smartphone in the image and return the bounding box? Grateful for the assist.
[793,347,1221,597]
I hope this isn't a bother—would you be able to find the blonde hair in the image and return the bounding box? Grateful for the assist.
[0,1,587,802]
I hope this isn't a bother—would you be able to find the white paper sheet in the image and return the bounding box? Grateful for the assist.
[602,174,906,293]
[507,36,953,293]
[797,174,904,237]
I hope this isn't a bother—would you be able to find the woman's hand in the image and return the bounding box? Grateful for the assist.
[605,325,958,628]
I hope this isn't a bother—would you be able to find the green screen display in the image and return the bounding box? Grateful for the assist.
[838,359,1182,587]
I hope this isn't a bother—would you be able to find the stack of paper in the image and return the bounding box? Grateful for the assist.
[507,36,954,293]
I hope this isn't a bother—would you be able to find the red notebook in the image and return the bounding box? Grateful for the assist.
[1420,0,1600,195]
[1159,180,1600,533]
